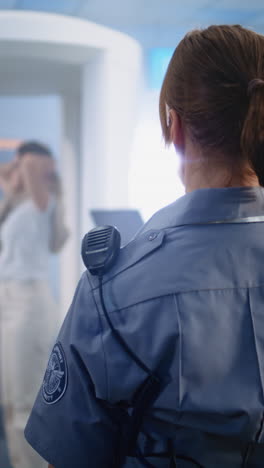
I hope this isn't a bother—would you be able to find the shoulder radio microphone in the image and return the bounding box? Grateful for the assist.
[81,225,121,277]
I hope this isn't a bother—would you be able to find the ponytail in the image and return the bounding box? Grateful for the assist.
[241,79,264,186]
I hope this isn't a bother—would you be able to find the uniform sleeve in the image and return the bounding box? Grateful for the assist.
[24,273,121,468]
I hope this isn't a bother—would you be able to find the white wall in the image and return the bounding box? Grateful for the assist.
[129,90,185,221]
[80,49,143,236]
[0,11,143,308]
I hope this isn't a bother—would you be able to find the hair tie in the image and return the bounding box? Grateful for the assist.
[247,78,264,97]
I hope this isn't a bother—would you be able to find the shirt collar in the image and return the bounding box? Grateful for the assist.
[141,187,264,232]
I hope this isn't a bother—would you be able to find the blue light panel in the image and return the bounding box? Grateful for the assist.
[148,47,174,90]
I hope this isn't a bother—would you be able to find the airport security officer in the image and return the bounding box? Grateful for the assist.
[25,25,264,467]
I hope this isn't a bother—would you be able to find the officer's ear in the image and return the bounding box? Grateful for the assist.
[169,109,185,154]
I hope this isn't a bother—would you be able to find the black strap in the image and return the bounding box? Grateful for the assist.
[99,276,155,376]
[127,375,164,453]
[98,277,165,467]
[117,374,164,467]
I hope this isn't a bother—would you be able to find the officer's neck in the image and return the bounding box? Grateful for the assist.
[180,145,260,193]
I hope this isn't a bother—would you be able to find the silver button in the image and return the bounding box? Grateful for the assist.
[148,232,157,241]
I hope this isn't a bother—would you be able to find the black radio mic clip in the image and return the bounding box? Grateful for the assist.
[81,225,121,277]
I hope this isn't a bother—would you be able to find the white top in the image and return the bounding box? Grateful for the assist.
[0,198,54,281]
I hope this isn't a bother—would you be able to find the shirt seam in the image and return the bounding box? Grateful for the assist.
[86,274,109,401]
[97,284,264,316]
[174,293,182,409]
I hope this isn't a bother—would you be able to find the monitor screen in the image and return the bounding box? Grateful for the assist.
[90,209,144,246]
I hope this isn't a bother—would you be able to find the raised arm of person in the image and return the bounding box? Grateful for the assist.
[19,153,55,211]
[47,172,70,253]
[0,159,17,177]
[0,159,20,195]
[0,160,23,229]
[0,196,12,228]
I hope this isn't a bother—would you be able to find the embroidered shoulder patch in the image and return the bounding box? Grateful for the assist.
[42,342,68,405]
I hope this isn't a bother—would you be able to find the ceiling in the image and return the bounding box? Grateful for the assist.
[0,0,263,47]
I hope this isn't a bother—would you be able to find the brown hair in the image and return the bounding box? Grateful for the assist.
[160,25,264,185]
[17,140,52,158]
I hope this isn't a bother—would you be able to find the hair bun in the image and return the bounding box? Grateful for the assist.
[247,78,264,97]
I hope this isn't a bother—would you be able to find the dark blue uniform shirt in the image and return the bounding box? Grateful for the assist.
[25,187,264,467]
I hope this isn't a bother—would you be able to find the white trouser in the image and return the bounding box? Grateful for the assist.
[0,280,59,468]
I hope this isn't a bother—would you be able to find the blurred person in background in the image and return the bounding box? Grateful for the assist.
[0,141,69,468]
[26,25,264,468]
